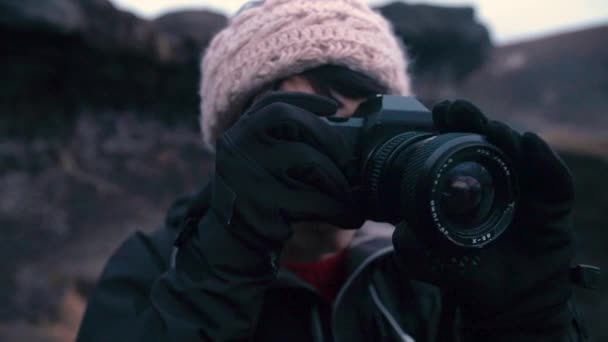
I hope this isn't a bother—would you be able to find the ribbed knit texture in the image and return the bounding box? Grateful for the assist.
[200,0,413,151]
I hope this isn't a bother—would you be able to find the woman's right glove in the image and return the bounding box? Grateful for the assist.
[209,92,364,256]
[164,92,363,340]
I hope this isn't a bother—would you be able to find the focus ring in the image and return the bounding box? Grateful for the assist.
[367,132,424,206]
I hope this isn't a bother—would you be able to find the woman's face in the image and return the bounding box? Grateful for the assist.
[278,75,368,118]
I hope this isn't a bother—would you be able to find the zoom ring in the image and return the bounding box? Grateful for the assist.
[400,133,469,218]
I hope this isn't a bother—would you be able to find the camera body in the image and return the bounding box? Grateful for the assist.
[324,96,517,248]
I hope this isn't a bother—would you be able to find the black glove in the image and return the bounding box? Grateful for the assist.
[393,100,576,339]
[177,91,364,277]
[212,92,364,253]
[167,92,364,340]
[176,92,364,273]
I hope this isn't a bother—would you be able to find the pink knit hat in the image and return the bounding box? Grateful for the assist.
[200,0,412,151]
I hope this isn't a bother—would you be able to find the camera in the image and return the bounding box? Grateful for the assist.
[323,96,518,248]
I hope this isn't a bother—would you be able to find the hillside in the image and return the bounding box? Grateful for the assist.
[455,24,608,157]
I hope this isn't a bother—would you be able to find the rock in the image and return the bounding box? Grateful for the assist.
[154,10,228,50]
[0,0,161,57]
[376,2,492,93]
[0,0,230,139]
[0,0,86,33]
[0,113,214,323]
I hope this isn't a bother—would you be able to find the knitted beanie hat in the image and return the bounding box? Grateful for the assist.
[200,0,412,151]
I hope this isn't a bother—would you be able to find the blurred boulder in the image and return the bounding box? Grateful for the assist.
[0,0,182,60]
[376,2,492,89]
[154,10,228,50]
[0,0,86,33]
[0,0,229,140]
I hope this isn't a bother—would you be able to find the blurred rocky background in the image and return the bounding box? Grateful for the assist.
[0,0,606,340]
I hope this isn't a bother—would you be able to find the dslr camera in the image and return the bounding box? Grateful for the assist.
[324,96,517,248]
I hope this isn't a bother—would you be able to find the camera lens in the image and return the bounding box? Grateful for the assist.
[362,132,517,248]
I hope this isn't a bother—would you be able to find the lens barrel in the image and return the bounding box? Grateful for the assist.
[363,132,517,248]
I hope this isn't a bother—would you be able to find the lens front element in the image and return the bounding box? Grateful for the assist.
[412,134,516,247]
[439,162,494,225]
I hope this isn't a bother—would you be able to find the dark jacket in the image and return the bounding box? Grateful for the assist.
[77,191,585,342]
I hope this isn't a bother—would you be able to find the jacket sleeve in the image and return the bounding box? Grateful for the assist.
[77,210,276,342]
[76,228,175,341]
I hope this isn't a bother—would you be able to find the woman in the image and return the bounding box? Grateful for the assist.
[78,0,584,340]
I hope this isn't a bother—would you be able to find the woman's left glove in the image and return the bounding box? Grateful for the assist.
[393,100,578,340]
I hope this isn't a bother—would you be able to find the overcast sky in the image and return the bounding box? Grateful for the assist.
[110,0,608,44]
